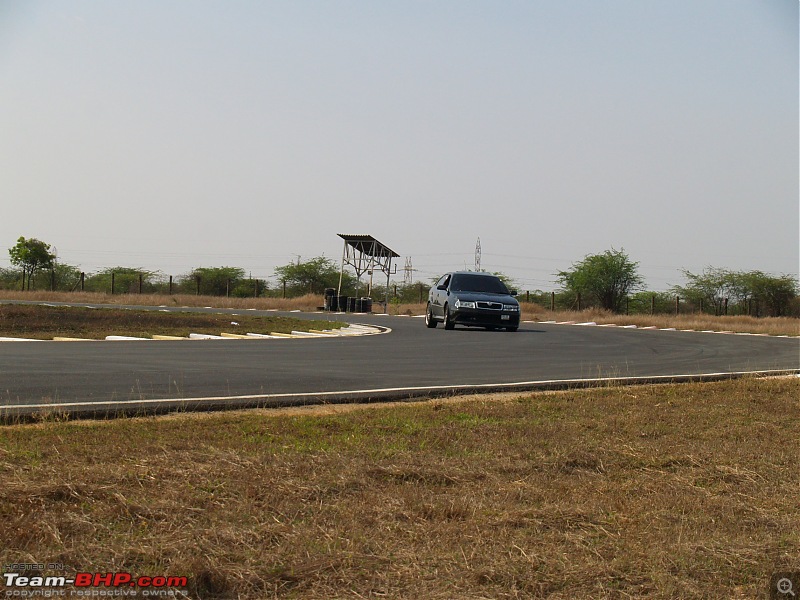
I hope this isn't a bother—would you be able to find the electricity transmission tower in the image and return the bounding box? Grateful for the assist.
[475,238,481,272]
[403,257,413,284]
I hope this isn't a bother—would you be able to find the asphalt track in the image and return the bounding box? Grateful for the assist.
[0,302,798,417]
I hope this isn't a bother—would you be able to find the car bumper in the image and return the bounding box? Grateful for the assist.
[451,308,521,328]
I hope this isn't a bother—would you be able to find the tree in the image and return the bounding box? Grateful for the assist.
[672,267,730,314]
[274,257,356,296]
[0,267,19,290]
[181,267,247,296]
[745,272,798,317]
[674,268,798,317]
[8,237,56,290]
[51,263,82,292]
[84,267,161,294]
[557,248,643,313]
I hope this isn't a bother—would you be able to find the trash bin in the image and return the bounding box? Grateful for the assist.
[324,288,336,311]
[359,297,373,313]
[333,296,348,312]
[348,297,357,313]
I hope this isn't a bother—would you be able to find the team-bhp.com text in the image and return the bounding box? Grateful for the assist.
[3,572,188,597]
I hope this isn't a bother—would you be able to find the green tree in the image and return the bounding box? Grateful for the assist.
[745,272,798,317]
[52,263,82,292]
[674,268,798,317]
[85,268,161,294]
[672,267,730,314]
[8,237,56,290]
[275,256,356,296]
[0,267,20,290]
[557,248,643,313]
[180,267,247,296]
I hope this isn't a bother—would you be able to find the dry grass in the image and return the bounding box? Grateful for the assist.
[0,291,326,313]
[0,377,797,598]
[0,304,343,339]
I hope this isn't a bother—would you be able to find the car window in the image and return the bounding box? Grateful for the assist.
[450,274,509,294]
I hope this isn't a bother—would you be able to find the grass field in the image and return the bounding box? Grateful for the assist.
[1,377,797,599]
[0,304,344,340]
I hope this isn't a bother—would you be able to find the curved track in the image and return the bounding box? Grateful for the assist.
[0,304,797,416]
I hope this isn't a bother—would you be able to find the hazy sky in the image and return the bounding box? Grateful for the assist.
[1,1,797,291]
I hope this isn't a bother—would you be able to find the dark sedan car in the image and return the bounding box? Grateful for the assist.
[425,271,520,331]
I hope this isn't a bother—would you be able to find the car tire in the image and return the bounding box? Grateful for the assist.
[443,304,455,330]
[425,303,437,328]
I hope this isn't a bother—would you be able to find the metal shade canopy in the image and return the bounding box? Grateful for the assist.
[337,234,399,313]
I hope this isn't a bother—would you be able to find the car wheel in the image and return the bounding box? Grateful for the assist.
[443,304,455,330]
[425,303,437,328]
[506,326,518,332]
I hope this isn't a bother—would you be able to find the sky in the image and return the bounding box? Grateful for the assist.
[1,0,797,292]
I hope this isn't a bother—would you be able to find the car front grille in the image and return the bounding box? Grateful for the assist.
[476,301,503,310]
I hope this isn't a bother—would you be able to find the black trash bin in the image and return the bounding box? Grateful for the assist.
[324,288,336,311]
[333,296,348,312]
[359,297,373,313]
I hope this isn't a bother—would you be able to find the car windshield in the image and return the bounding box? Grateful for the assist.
[450,274,509,294]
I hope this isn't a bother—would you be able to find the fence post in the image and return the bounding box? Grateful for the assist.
[625,296,629,315]
[169,275,173,295]
[651,294,655,315]
[139,273,143,294]
[724,297,728,316]
[51,270,55,292]
[111,272,115,295]
[551,291,555,311]
[254,279,259,298]
[196,276,200,296]
[283,280,286,299]
[675,295,679,315]
[526,290,530,303]
[80,272,85,292]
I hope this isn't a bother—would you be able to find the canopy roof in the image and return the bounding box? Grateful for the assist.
[337,234,400,259]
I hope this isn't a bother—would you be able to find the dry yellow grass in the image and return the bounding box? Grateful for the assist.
[0,291,325,312]
[0,377,798,599]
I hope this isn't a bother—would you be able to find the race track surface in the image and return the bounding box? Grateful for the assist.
[0,304,798,416]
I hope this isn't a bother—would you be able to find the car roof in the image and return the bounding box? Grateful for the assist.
[449,271,499,277]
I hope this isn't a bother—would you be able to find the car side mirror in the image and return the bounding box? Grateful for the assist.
[437,284,448,291]
[509,290,518,296]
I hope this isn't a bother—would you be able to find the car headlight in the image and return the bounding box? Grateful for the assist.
[455,299,476,309]
[503,304,519,311]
